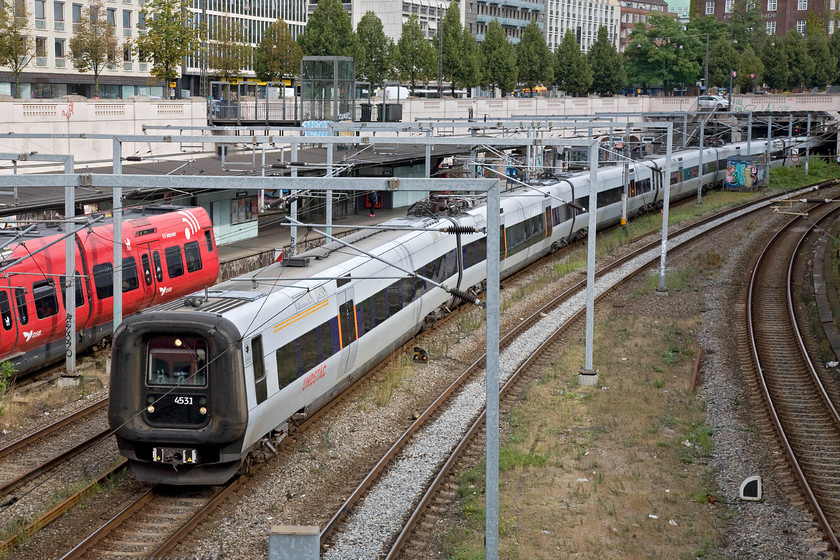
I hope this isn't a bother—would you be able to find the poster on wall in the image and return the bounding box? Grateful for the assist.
[231,195,257,225]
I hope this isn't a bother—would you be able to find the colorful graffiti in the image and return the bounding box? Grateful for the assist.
[725,160,762,190]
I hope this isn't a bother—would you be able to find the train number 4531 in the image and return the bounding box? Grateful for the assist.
[173,396,194,405]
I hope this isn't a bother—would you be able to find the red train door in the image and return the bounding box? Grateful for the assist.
[134,242,162,308]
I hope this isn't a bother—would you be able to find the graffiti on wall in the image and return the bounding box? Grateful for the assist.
[725,159,762,190]
[731,98,791,112]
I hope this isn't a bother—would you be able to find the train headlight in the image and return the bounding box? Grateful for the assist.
[146,405,155,414]
[199,406,207,415]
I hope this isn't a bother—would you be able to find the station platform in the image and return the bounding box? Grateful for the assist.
[215,205,409,266]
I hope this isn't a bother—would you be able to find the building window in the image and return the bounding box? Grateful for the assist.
[54,1,64,20]
[767,0,776,9]
[72,2,81,22]
[35,37,47,57]
[107,7,116,26]
[724,0,734,12]
[705,0,714,13]
[766,20,776,34]
[123,46,132,61]
[55,37,65,57]
[34,0,45,19]
[137,10,144,29]
[123,9,130,27]
[797,19,806,33]
[831,20,835,34]
[797,0,806,8]
[831,0,836,9]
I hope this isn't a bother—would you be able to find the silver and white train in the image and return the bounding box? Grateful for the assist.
[109,138,805,484]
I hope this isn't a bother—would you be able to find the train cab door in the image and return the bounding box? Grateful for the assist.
[335,286,359,377]
[134,241,163,308]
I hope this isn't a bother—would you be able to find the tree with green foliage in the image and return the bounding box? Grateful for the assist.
[516,21,553,95]
[760,40,789,91]
[254,19,302,82]
[726,0,766,50]
[829,27,840,85]
[735,44,763,92]
[297,0,360,59]
[440,1,463,95]
[0,1,34,98]
[455,29,483,91]
[356,11,393,92]
[707,35,739,88]
[779,30,814,91]
[207,12,250,81]
[588,25,626,95]
[69,0,121,97]
[135,0,203,84]
[805,25,835,89]
[395,14,437,94]
[480,20,517,96]
[554,29,592,96]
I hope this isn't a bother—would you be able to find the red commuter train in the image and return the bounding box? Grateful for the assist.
[0,206,220,375]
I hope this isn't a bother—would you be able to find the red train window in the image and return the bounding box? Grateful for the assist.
[204,230,213,252]
[152,252,163,282]
[60,273,86,308]
[184,241,202,273]
[122,257,139,292]
[165,246,184,278]
[141,254,152,285]
[33,280,58,319]
[0,292,12,330]
[15,288,28,325]
[93,263,114,299]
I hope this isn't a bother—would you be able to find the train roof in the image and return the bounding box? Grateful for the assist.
[151,214,445,315]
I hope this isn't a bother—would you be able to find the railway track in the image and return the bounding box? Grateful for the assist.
[747,199,840,554]
[60,478,244,559]
[317,182,840,558]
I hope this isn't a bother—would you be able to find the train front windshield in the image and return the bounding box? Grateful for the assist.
[146,335,208,387]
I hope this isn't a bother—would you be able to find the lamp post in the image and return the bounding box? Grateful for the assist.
[703,33,709,93]
[728,70,735,110]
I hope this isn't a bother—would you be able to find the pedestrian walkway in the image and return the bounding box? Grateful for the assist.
[215,206,408,265]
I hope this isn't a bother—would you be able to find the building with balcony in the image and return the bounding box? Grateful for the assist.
[544,0,620,52]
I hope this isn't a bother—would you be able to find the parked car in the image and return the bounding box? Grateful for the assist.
[698,94,730,109]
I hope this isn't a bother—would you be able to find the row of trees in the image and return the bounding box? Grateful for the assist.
[2,0,839,98]
[263,0,840,97]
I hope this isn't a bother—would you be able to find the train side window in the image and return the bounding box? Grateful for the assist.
[361,297,374,333]
[275,342,297,389]
[0,292,12,330]
[402,275,416,303]
[141,254,153,285]
[338,300,356,348]
[152,252,163,282]
[387,284,401,316]
[33,280,58,319]
[15,288,28,325]
[373,290,388,323]
[122,257,140,292]
[300,328,319,373]
[204,230,214,252]
[251,335,267,404]
[60,272,85,308]
[92,262,114,299]
[322,321,336,358]
[184,241,202,273]
[165,246,184,278]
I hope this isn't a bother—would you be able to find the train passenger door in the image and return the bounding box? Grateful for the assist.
[335,288,358,378]
[134,241,162,308]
